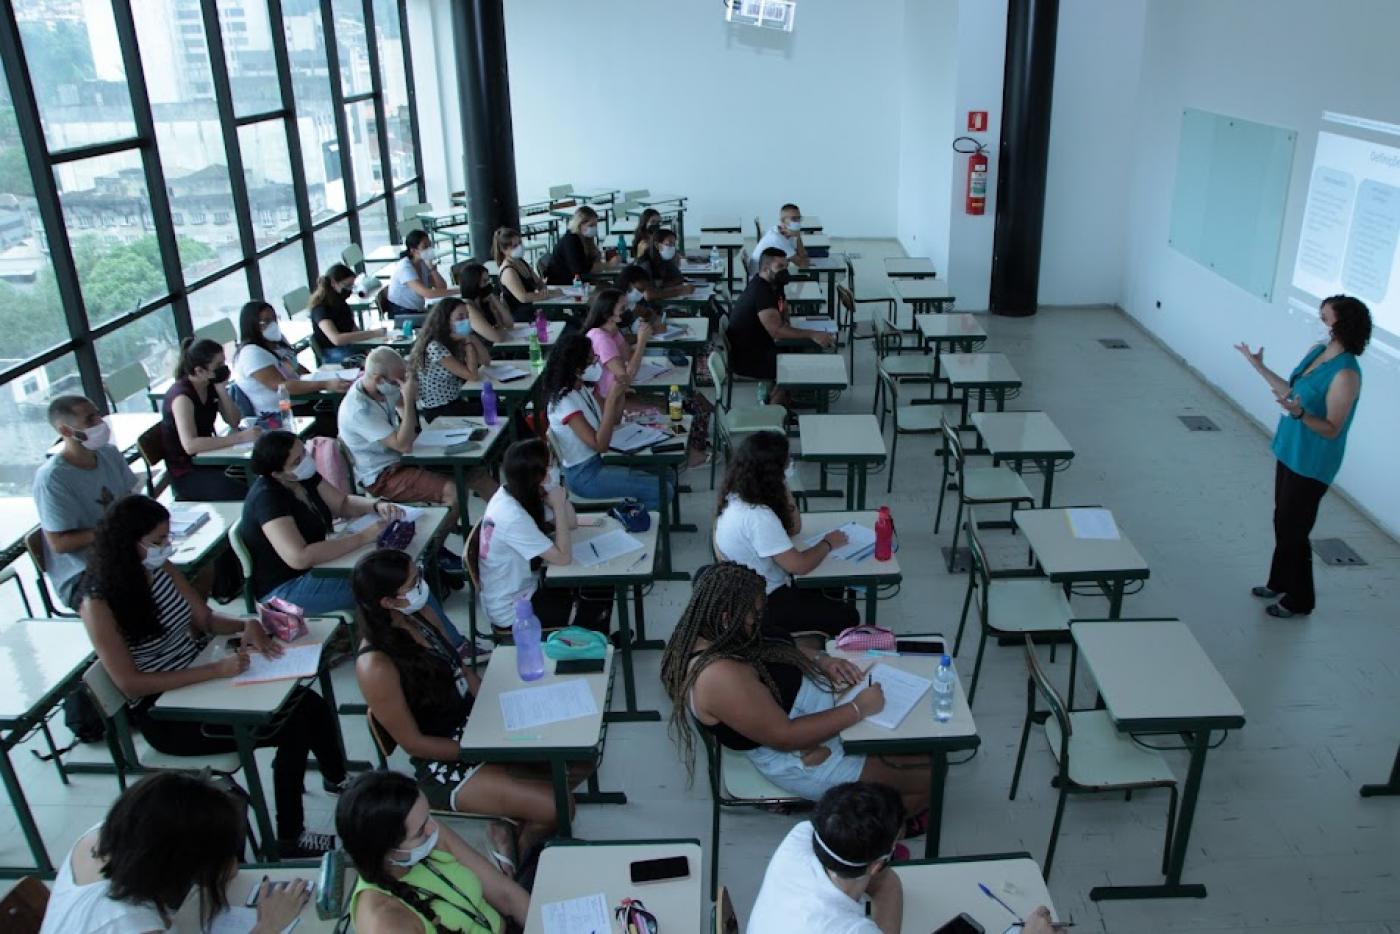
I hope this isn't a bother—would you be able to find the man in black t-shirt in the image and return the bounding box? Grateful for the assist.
[726,247,834,403]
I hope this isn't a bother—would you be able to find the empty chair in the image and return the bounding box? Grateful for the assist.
[134,423,169,499]
[281,285,311,319]
[341,243,365,273]
[399,202,430,221]
[935,413,1036,571]
[953,508,1073,704]
[874,370,945,493]
[623,188,650,203]
[1009,636,1179,880]
[548,183,574,200]
[103,361,151,413]
[397,216,426,238]
[835,277,890,383]
[707,348,787,489]
[194,316,237,349]
[872,314,936,414]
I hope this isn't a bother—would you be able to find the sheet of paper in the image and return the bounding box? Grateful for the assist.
[844,663,933,730]
[395,504,425,522]
[794,316,839,334]
[416,427,475,448]
[540,892,611,934]
[1066,507,1120,540]
[480,362,531,382]
[608,422,671,452]
[168,506,209,537]
[576,528,644,567]
[233,643,323,686]
[803,522,877,561]
[634,359,673,383]
[499,677,599,731]
[342,514,378,534]
[312,367,360,381]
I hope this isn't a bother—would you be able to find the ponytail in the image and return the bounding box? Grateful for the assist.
[174,337,224,380]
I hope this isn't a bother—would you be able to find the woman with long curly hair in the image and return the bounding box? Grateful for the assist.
[79,494,347,858]
[408,296,494,421]
[713,431,859,636]
[337,770,528,933]
[660,562,932,812]
[352,548,589,875]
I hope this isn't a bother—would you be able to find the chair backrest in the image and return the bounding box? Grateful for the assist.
[940,412,966,483]
[714,885,738,934]
[398,216,426,238]
[104,361,150,410]
[0,876,49,934]
[282,286,311,319]
[707,349,732,413]
[83,658,131,720]
[548,184,574,200]
[873,315,900,358]
[24,527,47,576]
[752,217,762,239]
[1024,635,1072,761]
[836,283,855,320]
[534,253,551,282]
[367,711,398,758]
[342,243,365,272]
[400,202,430,221]
[739,248,752,279]
[227,517,256,611]
[464,520,484,593]
[964,506,992,598]
[875,368,898,421]
[623,189,649,202]
[136,423,168,497]
[374,284,391,320]
[194,316,238,348]
[449,259,473,288]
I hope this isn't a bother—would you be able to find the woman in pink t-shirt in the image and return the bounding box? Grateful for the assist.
[582,288,654,405]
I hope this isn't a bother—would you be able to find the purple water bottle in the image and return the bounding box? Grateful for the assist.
[534,308,549,343]
[513,597,545,681]
[481,380,498,426]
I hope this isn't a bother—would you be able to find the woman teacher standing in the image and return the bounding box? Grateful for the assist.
[1235,294,1370,618]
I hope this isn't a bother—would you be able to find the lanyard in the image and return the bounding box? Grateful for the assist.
[417,858,496,931]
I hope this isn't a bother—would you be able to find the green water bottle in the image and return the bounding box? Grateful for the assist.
[528,331,542,367]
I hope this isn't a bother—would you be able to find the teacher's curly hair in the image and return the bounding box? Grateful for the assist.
[1323,294,1372,356]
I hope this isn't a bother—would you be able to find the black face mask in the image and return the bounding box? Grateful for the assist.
[772,269,792,289]
[211,364,231,384]
[619,308,638,329]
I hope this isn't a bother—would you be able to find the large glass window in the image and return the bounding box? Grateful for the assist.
[347,100,382,204]
[315,218,351,276]
[189,271,251,334]
[282,0,340,215]
[15,1,136,149]
[97,308,179,412]
[239,120,299,250]
[373,0,416,187]
[358,198,390,253]
[332,0,372,97]
[220,0,282,118]
[0,353,81,497]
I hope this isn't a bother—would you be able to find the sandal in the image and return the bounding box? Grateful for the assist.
[1251,586,1281,599]
[1266,602,1310,619]
[486,820,519,878]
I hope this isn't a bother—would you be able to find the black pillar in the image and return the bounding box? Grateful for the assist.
[452,0,520,255]
[989,0,1059,317]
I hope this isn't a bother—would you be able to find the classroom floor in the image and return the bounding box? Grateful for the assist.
[3,238,1399,933]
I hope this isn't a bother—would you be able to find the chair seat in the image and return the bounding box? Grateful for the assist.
[987,579,1073,633]
[1046,710,1178,789]
[879,355,937,379]
[721,747,799,802]
[963,466,1036,503]
[894,405,945,432]
[136,741,244,774]
[725,404,788,433]
[568,491,621,511]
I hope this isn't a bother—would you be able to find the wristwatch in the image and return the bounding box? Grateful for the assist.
[1290,408,1304,420]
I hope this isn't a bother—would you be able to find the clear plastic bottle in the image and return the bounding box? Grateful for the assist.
[481,380,498,426]
[933,655,956,722]
[572,273,582,292]
[668,385,683,422]
[513,597,545,682]
[709,246,721,271]
[276,385,293,431]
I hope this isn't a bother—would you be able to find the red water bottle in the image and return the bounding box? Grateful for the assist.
[874,506,893,561]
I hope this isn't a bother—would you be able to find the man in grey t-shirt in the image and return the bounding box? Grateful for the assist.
[33,395,138,609]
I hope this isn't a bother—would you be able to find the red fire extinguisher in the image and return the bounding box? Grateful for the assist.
[953,136,988,215]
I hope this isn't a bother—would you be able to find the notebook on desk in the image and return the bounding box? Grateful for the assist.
[608,422,671,453]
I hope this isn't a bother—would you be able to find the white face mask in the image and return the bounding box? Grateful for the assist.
[398,577,431,614]
[785,218,802,233]
[626,287,643,308]
[75,418,112,451]
[542,465,561,493]
[509,244,525,260]
[141,541,173,570]
[659,245,677,262]
[379,380,402,404]
[289,455,318,482]
[261,321,283,343]
[388,825,439,868]
[582,224,598,239]
[419,247,436,263]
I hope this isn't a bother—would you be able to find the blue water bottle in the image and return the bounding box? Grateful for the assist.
[513,597,545,682]
[481,380,498,426]
[616,233,628,263]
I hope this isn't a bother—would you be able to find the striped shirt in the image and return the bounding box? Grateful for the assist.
[126,568,203,674]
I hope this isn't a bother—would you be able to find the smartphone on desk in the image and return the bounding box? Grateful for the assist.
[554,658,605,674]
[933,914,984,934]
[629,855,689,885]
[896,638,946,655]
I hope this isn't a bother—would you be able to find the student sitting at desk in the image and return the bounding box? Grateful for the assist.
[749,782,908,934]
[477,438,613,635]
[545,205,618,285]
[232,300,350,416]
[34,394,139,611]
[583,287,654,405]
[754,202,810,269]
[728,247,833,405]
[338,770,530,933]
[492,226,559,323]
[458,261,518,346]
[631,207,662,261]
[714,431,859,637]
[241,430,403,616]
[543,333,674,511]
[310,263,388,364]
[41,772,312,934]
[661,562,933,812]
[354,549,586,877]
[80,495,348,858]
[386,229,451,318]
[340,347,496,526]
[633,228,694,301]
[162,337,261,501]
[408,297,493,421]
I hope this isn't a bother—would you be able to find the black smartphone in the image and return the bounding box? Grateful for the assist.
[468,427,489,442]
[443,440,481,455]
[554,658,604,674]
[225,637,243,650]
[933,914,985,934]
[628,855,689,884]
[651,442,686,454]
[896,639,946,655]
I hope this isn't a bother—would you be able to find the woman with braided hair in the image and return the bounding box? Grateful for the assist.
[660,562,933,814]
[338,769,528,933]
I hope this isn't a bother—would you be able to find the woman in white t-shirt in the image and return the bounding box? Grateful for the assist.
[542,332,673,510]
[713,430,859,637]
[385,229,450,315]
[407,297,493,420]
[476,438,612,634]
[41,771,310,934]
[232,300,350,415]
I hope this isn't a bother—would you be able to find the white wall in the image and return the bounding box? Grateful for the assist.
[1120,0,1400,537]
[1039,0,1145,305]
[500,0,904,238]
[894,0,957,276]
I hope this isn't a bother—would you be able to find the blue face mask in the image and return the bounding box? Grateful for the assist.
[451,320,472,338]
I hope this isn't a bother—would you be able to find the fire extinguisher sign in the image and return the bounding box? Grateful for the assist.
[968,111,988,132]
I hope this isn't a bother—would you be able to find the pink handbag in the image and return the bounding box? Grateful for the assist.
[835,625,896,652]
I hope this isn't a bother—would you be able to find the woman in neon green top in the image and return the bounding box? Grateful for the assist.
[1235,294,1370,618]
[339,770,529,933]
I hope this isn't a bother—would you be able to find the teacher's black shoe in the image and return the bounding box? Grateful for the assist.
[1251,586,1281,599]
[1266,602,1310,619]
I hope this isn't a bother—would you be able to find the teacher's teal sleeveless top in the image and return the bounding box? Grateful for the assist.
[1271,344,1360,485]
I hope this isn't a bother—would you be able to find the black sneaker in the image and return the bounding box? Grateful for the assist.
[322,776,352,795]
[1251,586,1281,599]
[279,830,336,859]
